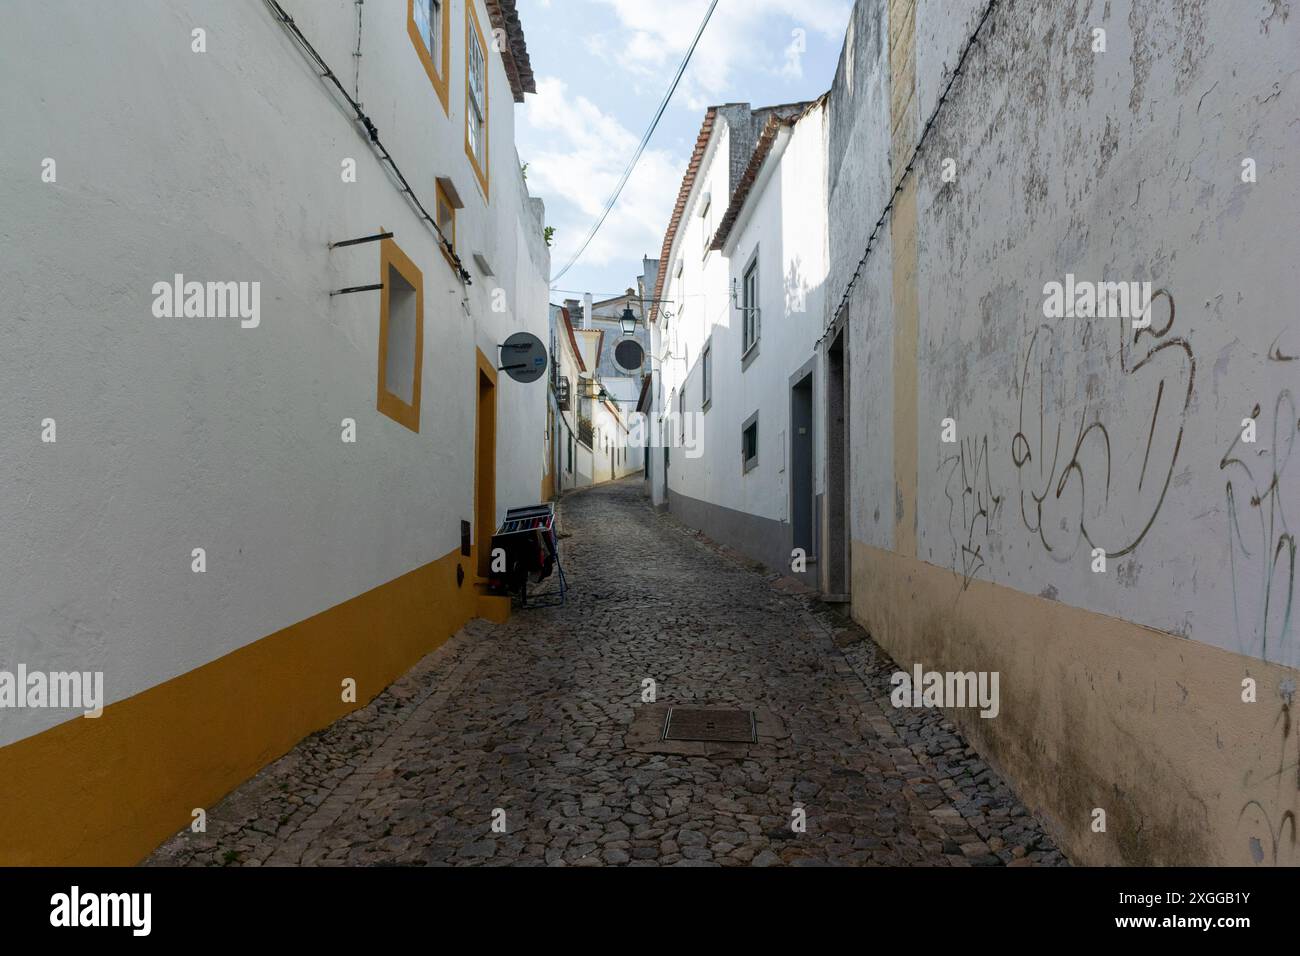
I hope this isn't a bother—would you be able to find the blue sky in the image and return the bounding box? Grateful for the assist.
[513,0,851,301]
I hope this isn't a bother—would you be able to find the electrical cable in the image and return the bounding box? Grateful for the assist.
[818,0,1000,347]
[262,0,471,283]
[549,0,719,285]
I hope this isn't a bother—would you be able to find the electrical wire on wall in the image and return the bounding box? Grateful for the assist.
[262,0,471,284]
[817,0,1001,348]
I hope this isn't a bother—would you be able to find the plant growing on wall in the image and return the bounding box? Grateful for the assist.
[544,225,555,247]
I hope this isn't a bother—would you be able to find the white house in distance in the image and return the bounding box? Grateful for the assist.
[647,100,829,590]
[547,303,592,493]
[0,0,549,865]
[548,278,651,495]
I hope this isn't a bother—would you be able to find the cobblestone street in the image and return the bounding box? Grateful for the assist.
[148,479,1067,867]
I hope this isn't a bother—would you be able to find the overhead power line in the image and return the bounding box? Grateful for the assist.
[549,0,720,286]
[820,0,1000,346]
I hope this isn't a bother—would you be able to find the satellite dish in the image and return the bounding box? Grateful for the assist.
[499,332,548,383]
[614,339,645,371]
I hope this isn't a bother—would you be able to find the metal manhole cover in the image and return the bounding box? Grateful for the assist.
[661,707,756,743]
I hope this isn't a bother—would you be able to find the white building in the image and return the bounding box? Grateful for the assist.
[548,282,650,495]
[826,0,1299,864]
[547,303,592,493]
[0,0,549,865]
[647,100,828,587]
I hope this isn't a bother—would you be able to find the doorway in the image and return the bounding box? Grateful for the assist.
[790,369,815,579]
[474,351,497,579]
[825,330,850,599]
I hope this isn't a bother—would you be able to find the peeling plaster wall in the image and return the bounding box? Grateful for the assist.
[830,0,1300,864]
[830,0,899,553]
[913,0,1299,663]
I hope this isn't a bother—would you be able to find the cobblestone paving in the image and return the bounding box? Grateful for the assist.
[147,478,1067,867]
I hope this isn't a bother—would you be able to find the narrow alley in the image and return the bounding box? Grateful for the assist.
[148,479,1065,868]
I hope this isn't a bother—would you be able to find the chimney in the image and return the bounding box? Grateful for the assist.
[583,292,593,330]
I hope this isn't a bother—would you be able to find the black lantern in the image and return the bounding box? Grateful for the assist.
[620,289,638,336]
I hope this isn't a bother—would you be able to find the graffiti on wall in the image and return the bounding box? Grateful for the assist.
[942,434,1003,589]
[1239,679,1300,865]
[935,285,1300,673]
[1010,289,1195,563]
[1221,389,1297,664]
[941,287,1197,589]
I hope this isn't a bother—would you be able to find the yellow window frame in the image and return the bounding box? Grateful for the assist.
[408,0,451,115]
[377,238,425,432]
[435,179,457,268]
[464,0,490,200]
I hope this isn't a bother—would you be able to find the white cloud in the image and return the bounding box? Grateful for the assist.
[522,77,685,278]
[515,0,851,287]
[587,0,849,108]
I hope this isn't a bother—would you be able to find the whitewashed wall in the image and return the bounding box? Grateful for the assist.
[708,108,828,525]
[659,124,733,493]
[0,0,549,747]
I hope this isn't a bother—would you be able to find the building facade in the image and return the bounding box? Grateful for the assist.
[826,0,1298,864]
[548,304,590,493]
[0,0,549,864]
[647,101,829,587]
[548,281,651,495]
[642,0,1300,865]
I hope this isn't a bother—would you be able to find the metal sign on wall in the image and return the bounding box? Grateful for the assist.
[499,332,548,384]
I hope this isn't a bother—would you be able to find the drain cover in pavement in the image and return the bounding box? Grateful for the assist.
[661,707,756,743]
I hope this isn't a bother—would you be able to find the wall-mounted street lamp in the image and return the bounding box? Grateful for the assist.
[620,288,638,336]
[620,305,638,336]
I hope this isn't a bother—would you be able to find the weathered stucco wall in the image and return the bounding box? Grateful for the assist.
[831,0,1300,864]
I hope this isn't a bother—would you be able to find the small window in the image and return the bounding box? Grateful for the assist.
[742,256,760,355]
[742,415,758,472]
[701,342,712,410]
[465,2,490,195]
[409,0,450,113]
[435,180,457,265]
[378,239,424,432]
[678,387,685,444]
[701,198,713,260]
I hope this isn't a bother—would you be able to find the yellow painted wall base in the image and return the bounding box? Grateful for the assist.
[476,592,512,624]
[851,539,1300,866]
[0,548,480,866]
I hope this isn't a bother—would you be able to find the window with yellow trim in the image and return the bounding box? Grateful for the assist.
[464,1,490,196]
[378,239,424,432]
[435,180,457,266]
[409,0,450,114]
